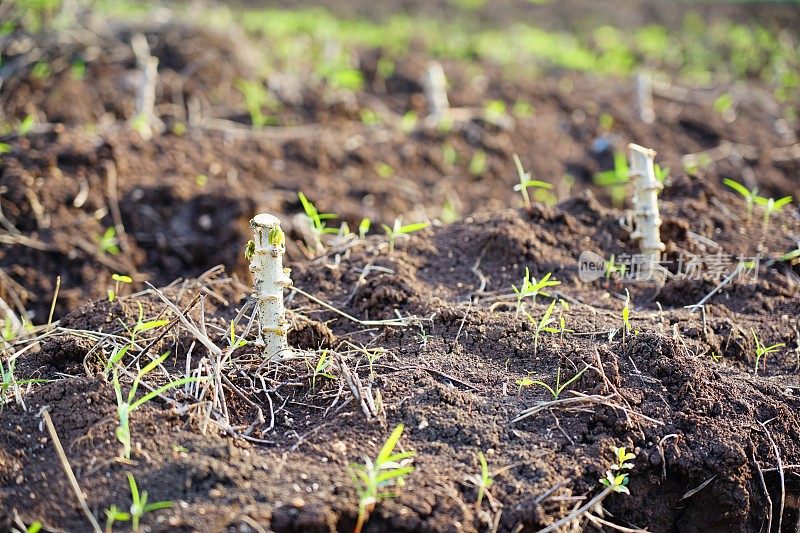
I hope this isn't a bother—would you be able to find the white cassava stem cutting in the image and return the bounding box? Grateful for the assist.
[628,143,665,274]
[248,214,293,360]
[635,71,655,124]
[131,33,164,140]
[421,61,449,123]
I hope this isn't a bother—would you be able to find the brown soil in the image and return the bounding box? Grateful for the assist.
[2,2,800,532]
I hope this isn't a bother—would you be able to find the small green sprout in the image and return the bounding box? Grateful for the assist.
[512,99,533,118]
[511,268,560,315]
[229,320,247,350]
[593,152,629,207]
[600,446,636,494]
[358,218,371,239]
[442,143,458,168]
[108,273,132,303]
[400,111,417,134]
[604,254,627,282]
[126,473,172,532]
[268,226,285,246]
[778,246,800,264]
[104,504,130,532]
[381,219,429,253]
[484,99,507,125]
[113,352,198,460]
[713,92,734,115]
[752,329,785,375]
[18,114,35,136]
[235,78,277,128]
[1,357,47,410]
[360,108,381,127]
[375,162,394,178]
[512,154,553,212]
[97,227,120,256]
[309,350,335,390]
[244,240,256,260]
[723,178,759,221]
[525,299,564,357]
[468,451,493,510]
[516,365,588,400]
[298,191,340,252]
[195,174,208,187]
[349,424,415,533]
[621,290,633,344]
[753,194,793,230]
[71,59,86,80]
[469,150,487,176]
[654,163,670,183]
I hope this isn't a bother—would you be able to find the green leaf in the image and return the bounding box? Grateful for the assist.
[130,376,201,411]
[397,222,429,235]
[133,319,170,334]
[723,178,751,199]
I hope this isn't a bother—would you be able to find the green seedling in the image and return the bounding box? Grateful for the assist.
[104,504,130,532]
[621,290,633,344]
[121,473,172,532]
[400,111,417,134]
[469,150,487,176]
[442,143,458,168]
[467,450,493,510]
[600,446,635,494]
[593,151,628,207]
[298,191,340,253]
[516,364,588,400]
[228,319,248,350]
[525,298,560,356]
[349,424,415,533]
[604,254,627,282]
[484,99,507,126]
[440,197,459,224]
[778,246,800,264]
[512,268,560,315]
[113,352,198,459]
[512,154,552,213]
[512,100,534,118]
[753,194,793,230]
[381,219,429,253]
[752,329,785,375]
[71,59,86,80]
[654,163,670,183]
[18,114,35,136]
[360,108,381,127]
[235,78,277,128]
[375,162,394,178]
[97,227,120,256]
[723,178,759,221]
[309,350,335,389]
[107,273,132,303]
[1,357,46,410]
[358,218,371,239]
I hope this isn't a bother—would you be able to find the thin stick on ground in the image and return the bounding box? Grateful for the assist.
[758,419,785,532]
[684,264,742,311]
[46,275,60,331]
[752,449,773,533]
[40,408,103,533]
[535,486,614,533]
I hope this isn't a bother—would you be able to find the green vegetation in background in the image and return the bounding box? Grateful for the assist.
[8,0,800,100]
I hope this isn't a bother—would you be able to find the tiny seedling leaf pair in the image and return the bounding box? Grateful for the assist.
[600,446,636,495]
[349,424,415,533]
[512,268,561,315]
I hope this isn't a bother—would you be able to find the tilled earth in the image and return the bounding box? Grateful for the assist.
[2,2,800,532]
